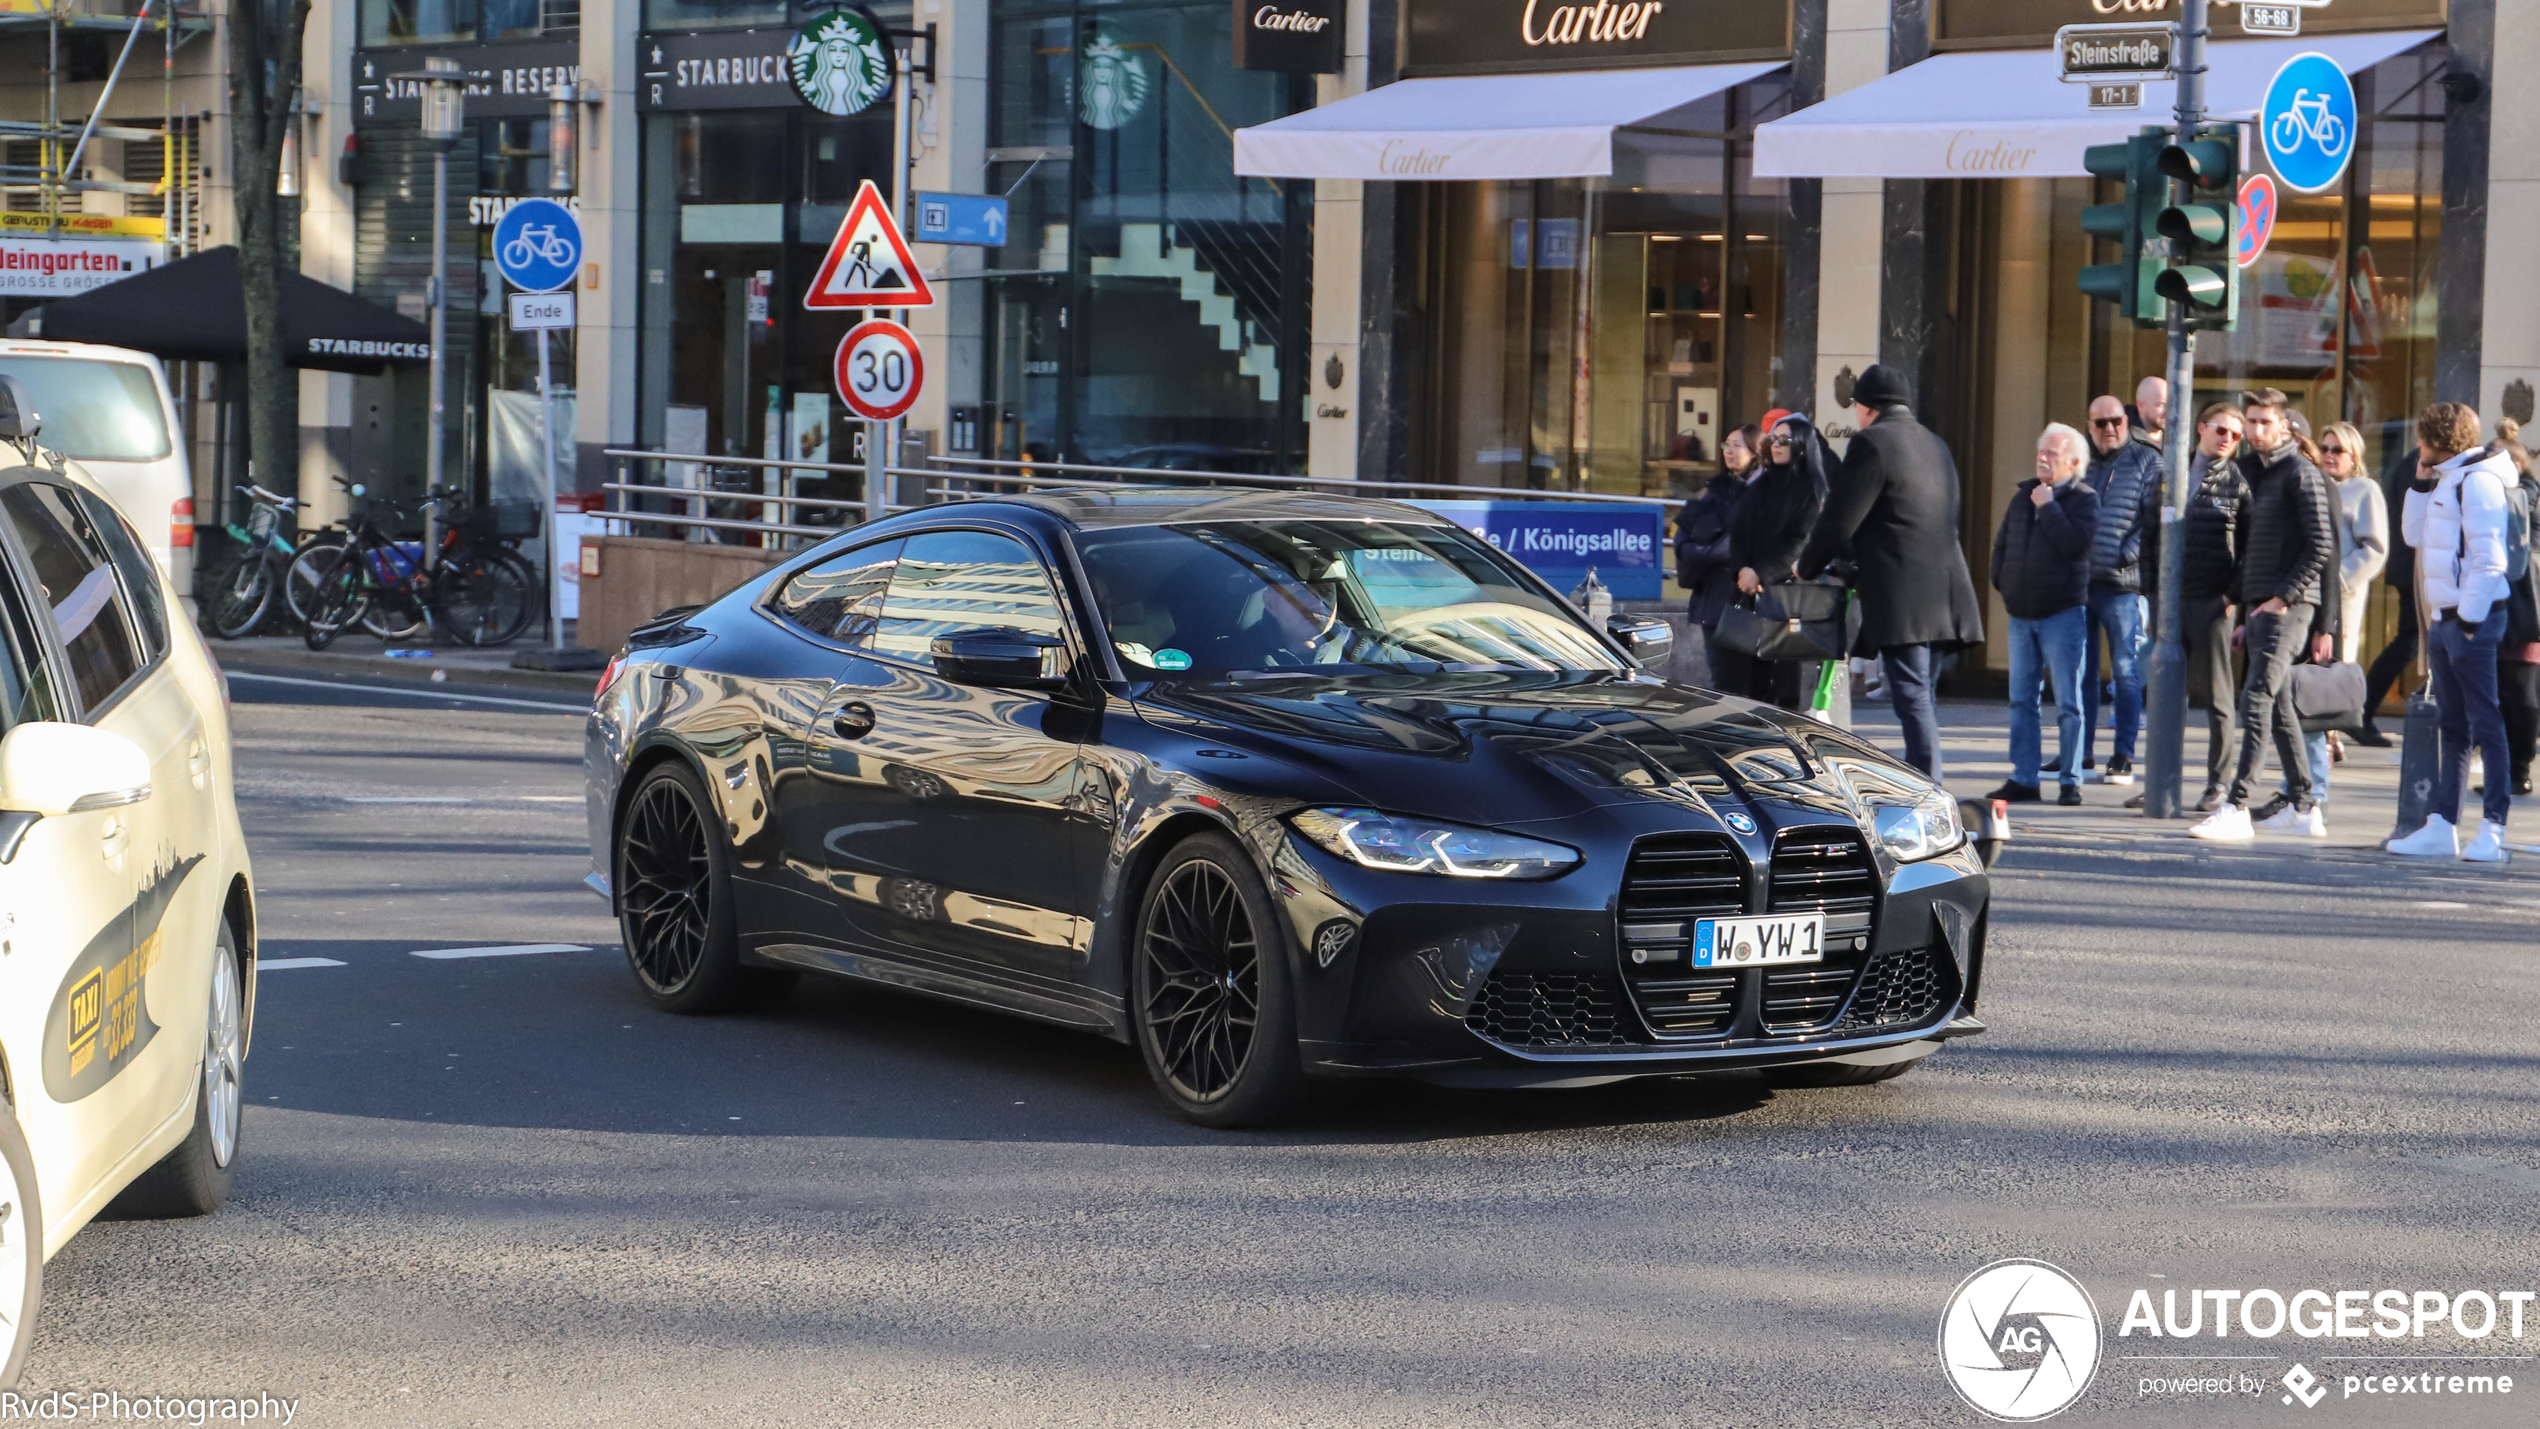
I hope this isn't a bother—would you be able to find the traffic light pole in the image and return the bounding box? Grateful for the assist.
[2142,0,2208,821]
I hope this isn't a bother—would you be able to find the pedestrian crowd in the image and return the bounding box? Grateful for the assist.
[1672,371,2536,865]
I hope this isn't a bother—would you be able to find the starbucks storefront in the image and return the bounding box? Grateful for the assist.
[1235,0,1804,500]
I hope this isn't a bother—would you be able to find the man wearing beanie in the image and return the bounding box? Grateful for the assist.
[1800,363,1987,781]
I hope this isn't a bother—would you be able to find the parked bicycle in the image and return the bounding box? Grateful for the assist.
[201,482,324,639]
[293,479,542,650]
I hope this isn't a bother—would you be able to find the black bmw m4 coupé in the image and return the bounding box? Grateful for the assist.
[585,490,1989,1125]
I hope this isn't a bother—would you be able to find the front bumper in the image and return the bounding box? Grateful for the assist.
[1271,816,1989,1088]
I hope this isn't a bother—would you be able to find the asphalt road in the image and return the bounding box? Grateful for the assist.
[14,672,2540,1427]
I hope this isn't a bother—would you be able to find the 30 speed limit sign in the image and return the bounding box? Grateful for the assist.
[834,318,925,421]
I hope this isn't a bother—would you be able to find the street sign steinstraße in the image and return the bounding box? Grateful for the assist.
[2055,22,2176,84]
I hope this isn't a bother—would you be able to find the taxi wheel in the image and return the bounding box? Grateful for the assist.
[1132,832,1310,1128]
[110,923,245,1220]
[0,1098,40,1392]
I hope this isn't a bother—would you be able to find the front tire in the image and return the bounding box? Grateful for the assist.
[0,1095,39,1391]
[1132,832,1309,1128]
[615,762,756,1014]
[109,923,244,1219]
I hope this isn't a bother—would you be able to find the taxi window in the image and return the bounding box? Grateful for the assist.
[0,545,62,731]
[76,489,168,661]
[770,537,901,647]
[0,481,146,713]
[873,529,1065,668]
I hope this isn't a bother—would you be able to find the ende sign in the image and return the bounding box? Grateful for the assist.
[1233,0,1344,73]
[1405,0,1787,76]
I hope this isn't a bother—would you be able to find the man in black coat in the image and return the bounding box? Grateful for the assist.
[1800,364,1988,781]
[1988,424,2100,806]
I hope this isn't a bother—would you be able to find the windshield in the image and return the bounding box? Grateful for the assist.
[0,355,170,461]
[1072,520,1623,676]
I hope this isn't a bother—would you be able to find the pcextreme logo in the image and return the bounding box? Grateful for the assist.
[1939,1259,2104,1421]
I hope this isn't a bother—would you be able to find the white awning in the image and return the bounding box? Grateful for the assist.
[1753,31,2437,179]
[1234,62,1787,181]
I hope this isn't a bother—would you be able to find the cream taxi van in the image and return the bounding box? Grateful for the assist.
[0,376,254,1390]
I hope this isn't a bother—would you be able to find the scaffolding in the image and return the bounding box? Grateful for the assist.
[0,0,214,247]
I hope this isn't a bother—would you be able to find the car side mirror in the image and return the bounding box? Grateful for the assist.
[0,373,39,443]
[0,721,152,819]
[931,626,1071,691]
[1607,613,1675,671]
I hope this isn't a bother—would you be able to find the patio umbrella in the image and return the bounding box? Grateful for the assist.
[25,246,432,374]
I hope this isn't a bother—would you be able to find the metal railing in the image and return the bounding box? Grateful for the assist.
[596,447,1680,552]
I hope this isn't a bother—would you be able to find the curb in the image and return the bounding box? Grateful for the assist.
[206,643,601,698]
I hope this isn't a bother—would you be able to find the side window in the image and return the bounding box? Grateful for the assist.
[770,537,901,646]
[75,490,168,660]
[873,529,1066,669]
[0,482,145,714]
[0,548,63,731]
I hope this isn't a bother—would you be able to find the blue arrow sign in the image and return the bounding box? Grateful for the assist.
[913,191,1010,248]
[492,197,583,294]
[2260,51,2356,195]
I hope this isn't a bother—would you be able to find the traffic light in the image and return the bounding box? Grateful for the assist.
[2154,124,2241,330]
[2079,130,2167,327]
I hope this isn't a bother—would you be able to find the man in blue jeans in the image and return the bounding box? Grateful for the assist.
[2076,394,2162,785]
[1988,425,2099,805]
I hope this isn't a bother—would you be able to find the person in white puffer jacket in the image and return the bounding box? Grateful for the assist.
[2387,401,2516,863]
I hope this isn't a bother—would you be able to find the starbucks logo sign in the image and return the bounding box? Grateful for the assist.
[788,8,892,117]
[1077,33,1152,131]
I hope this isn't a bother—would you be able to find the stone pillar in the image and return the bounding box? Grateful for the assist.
[1352,0,1411,485]
[907,0,986,462]
[1304,0,1373,483]
[576,0,643,497]
[296,0,359,527]
[1813,0,1893,432]
[2473,0,2530,423]
[1771,0,1829,411]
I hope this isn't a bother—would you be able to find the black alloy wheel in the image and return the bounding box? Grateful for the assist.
[1133,832,1308,1127]
[615,762,760,1013]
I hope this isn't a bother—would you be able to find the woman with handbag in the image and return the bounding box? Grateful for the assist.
[2492,420,2539,797]
[1678,422,1764,687]
[1717,413,1830,708]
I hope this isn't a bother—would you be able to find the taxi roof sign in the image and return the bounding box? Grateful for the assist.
[803,179,936,310]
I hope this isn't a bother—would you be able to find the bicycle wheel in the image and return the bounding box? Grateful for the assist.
[432,547,538,647]
[203,551,277,639]
[300,547,372,651]
[283,538,348,627]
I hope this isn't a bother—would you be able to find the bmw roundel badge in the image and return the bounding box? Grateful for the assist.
[1725,812,1756,834]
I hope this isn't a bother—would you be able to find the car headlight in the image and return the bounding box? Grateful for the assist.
[1287,808,1581,880]
[1866,787,1965,863]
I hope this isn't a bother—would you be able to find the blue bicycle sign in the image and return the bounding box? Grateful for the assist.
[491,198,582,294]
[2261,51,2356,194]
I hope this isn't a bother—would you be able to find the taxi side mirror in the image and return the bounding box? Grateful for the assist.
[0,720,152,818]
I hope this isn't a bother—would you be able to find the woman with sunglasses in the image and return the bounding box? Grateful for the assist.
[1677,421,1768,684]
[2303,422,2389,782]
[1717,414,1830,708]
[2179,403,2250,811]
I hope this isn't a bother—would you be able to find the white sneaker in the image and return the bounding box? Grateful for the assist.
[2462,821,2512,864]
[2385,815,2459,858]
[2189,805,2254,841]
[2257,801,2327,837]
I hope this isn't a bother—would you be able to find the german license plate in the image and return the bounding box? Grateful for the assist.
[1693,913,1824,968]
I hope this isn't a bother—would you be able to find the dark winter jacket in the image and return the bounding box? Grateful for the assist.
[1799,407,1987,653]
[1675,472,1753,628]
[1990,477,2099,620]
[2180,455,2248,603]
[2234,441,2336,612]
[1729,449,1825,583]
[2084,438,2163,593]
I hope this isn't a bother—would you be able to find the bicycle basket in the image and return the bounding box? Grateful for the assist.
[245,503,280,543]
[355,493,413,527]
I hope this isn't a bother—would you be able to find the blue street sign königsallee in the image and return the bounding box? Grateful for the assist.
[1409,500,1664,602]
[913,192,1010,247]
[492,197,583,293]
[2260,51,2356,195]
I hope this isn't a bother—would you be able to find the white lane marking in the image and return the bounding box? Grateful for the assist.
[225,670,590,712]
[347,797,473,804]
[410,943,591,960]
[521,795,581,802]
[260,957,348,970]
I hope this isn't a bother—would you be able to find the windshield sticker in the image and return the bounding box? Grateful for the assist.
[1115,641,1156,666]
[1152,648,1194,671]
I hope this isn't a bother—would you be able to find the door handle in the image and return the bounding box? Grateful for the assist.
[831,702,876,740]
[100,814,128,861]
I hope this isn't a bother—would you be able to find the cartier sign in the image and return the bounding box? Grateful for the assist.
[1233,0,1344,72]
[1935,0,2446,51]
[1406,0,1787,76]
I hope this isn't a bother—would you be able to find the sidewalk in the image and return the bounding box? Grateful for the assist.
[206,628,603,699]
[1851,692,2540,867]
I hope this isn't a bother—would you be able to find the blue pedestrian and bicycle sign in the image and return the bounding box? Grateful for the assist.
[492,197,583,293]
[2260,51,2356,194]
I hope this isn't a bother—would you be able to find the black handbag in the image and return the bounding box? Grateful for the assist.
[2289,660,2367,734]
[1715,582,1848,663]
